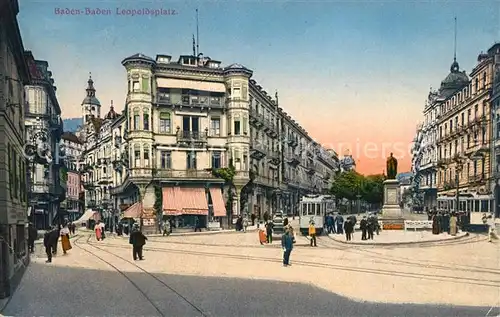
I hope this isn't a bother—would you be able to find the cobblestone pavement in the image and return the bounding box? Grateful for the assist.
[2,232,499,316]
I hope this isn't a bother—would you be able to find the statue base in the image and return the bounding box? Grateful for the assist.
[380,179,405,230]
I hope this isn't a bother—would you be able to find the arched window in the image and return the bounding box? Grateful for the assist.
[143,109,150,131]
[133,108,140,130]
[134,144,141,167]
[143,144,150,167]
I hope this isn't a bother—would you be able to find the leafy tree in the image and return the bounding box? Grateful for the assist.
[361,174,384,206]
[331,171,384,212]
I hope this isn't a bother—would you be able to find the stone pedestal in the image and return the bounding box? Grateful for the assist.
[380,179,405,230]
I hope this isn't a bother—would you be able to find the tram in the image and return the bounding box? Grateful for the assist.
[299,194,335,236]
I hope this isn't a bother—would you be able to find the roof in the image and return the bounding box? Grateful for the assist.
[90,117,103,132]
[439,60,469,98]
[122,53,155,65]
[82,96,101,106]
[61,132,82,144]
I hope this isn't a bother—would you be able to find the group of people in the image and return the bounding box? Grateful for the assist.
[430,211,460,236]
[42,222,73,263]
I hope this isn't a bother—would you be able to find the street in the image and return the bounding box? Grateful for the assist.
[2,231,498,316]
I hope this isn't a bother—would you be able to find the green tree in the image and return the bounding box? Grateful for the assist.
[330,171,364,212]
[361,174,384,206]
[211,165,236,227]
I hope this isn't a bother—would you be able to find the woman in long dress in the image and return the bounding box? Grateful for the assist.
[95,221,102,241]
[432,213,440,235]
[60,225,72,254]
[449,213,458,236]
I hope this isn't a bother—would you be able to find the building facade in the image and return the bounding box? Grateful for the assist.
[436,52,496,214]
[23,51,64,229]
[84,53,340,231]
[61,132,83,220]
[0,0,31,299]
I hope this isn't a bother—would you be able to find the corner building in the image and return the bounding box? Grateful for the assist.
[436,51,496,214]
[118,53,338,229]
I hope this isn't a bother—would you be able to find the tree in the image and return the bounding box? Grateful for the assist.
[361,174,384,206]
[211,165,236,227]
[330,171,364,212]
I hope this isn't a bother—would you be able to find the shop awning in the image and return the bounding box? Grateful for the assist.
[156,78,226,93]
[209,188,226,217]
[123,202,143,218]
[73,210,96,224]
[177,187,208,215]
[163,187,181,216]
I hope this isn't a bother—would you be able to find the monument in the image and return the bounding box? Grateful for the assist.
[380,153,404,229]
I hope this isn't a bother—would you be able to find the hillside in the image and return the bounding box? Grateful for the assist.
[63,118,83,132]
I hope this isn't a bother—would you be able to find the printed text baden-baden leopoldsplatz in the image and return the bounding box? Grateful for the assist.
[54,7,177,17]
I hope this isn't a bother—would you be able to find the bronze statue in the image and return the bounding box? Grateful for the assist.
[386,153,398,179]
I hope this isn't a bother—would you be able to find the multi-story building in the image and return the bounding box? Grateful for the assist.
[61,132,84,221]
[436,51,496,214]
[23,51,64,228]
[410,123,425,207]
[0,0,31,299]
[485,43,500,219]
[109,53,338,230]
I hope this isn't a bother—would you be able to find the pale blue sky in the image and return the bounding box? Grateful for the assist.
[17,0,500,173]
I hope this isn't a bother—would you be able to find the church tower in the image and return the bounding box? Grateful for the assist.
[81,73,101,122]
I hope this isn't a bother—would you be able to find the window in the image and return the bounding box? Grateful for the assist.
[482,128,486,143]
[187,151,197,169]
[8,144,12,199]
[468,109,471,122]
[483,104,487,117]
[461,112,464,125]
[234,120,241,135]
[243,115,248,134]
[133,80,140,92]
[212,151,221,168]
[143,111,149,131]
[142,77,149,92]
[481,158,486,175]
[144,148,150,167]
[475,104,478,118]
[210,96,220,105]
[13,150,18,199]
[210,118,220,136]
[160,151,171,169]
[473,160,477,175]
[232,87,241,98]
[133,110,140,130]
[475,78,479,92]
[159,112,171,133]
[134,147,141,167]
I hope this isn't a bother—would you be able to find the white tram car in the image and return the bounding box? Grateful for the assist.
[299,194,336,236]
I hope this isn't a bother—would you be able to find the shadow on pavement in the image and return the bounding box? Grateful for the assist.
[2,262,494,317]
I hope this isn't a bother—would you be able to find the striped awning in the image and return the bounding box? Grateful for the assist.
[123,202,143,218]
[178,187,208,215]
[163,187,181,215]
[209,188,226,217]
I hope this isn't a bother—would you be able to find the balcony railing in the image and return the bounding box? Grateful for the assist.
[468,174,485,183]
[176,131,208,143]
[154,169,216,179]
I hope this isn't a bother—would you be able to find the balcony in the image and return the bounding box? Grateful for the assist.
[154,169,217,180]
[267,150,281,165]
[255,175,278,188]
[176,130,208,147]
[82,181,95,190]
[306,161,315,174]
[249,108,264,128]
[287,136,298,147]
[469,173,486,184]
[97,175,113,185]
[286,152,301,166]
[250,141,267,160]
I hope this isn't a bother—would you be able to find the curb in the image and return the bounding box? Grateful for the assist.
[327,232,470,246]
[146,228,259,237]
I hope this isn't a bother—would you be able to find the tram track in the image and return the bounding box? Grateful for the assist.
[73,235,208,317]
[90,239,500,288]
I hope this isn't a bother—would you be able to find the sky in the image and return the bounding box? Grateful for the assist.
[17,0,500,175]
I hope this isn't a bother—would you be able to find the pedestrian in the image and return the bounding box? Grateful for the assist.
[367,213,376,239]
[449,212,458,236]
[43,227,58,263]
[129,224,147,260]
[162,220,171,236]
[251,213,256,226]
[258,228,267,245]
[308,221,317,247]
[432,212,440,235]
[95,221,102,241]
[100,222,106,240]
[326,214,334,234]
[52,224,60,255]
[243,215,249,232]
[28,223,37,253]
[360,216,368,240]
[265,220,274,244]
[60,223,72,255]
[335,214,344,234]
[344,219,354,241]
[281,226,294,267]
